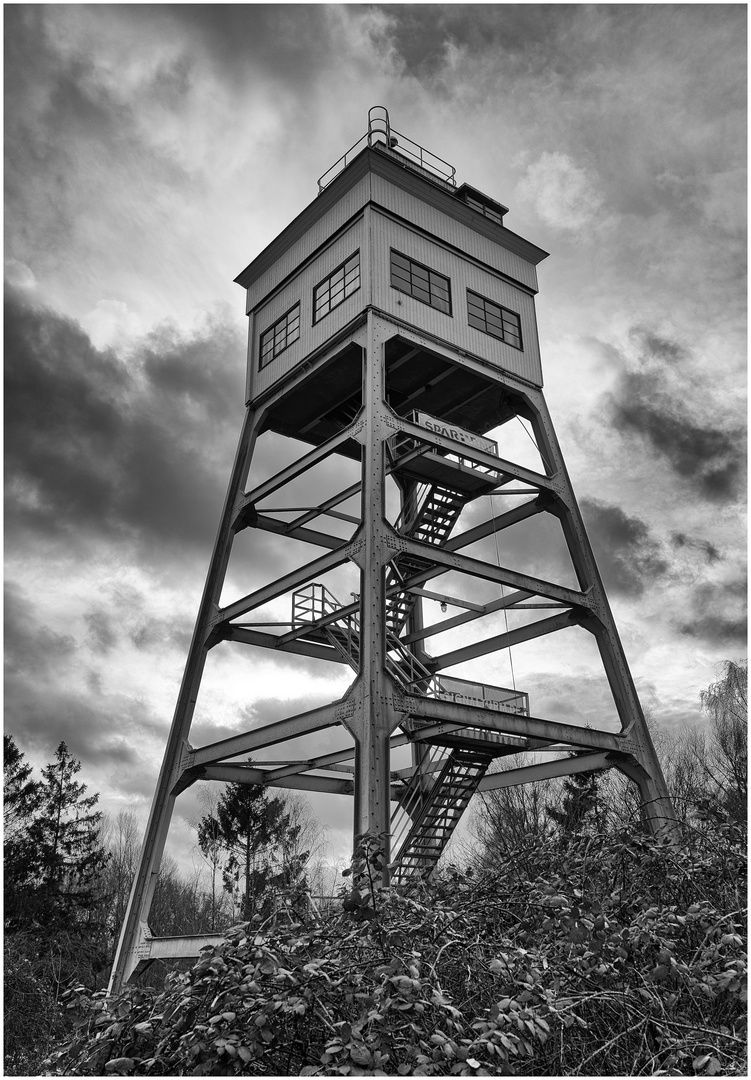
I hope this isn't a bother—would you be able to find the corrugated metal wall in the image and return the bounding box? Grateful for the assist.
[251,218,366,399]
[369,174,540,293]
[245,178,370,314]
[369,210,542,386]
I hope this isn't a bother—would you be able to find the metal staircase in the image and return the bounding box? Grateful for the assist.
[386,482,469,634]
[292,584,433,692]
[390,747,494,884]
[292,414,526,885]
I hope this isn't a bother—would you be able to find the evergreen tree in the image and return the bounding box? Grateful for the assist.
[200,782,308,922]
[4,735,42,928]
[25,741,109,930]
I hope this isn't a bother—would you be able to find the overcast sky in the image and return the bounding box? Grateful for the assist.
[5,4,746,872]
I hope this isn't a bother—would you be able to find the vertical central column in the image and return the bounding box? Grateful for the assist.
[352,313,393,865]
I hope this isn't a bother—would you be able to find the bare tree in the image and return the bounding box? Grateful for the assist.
[699,659,747,821]
[470,754,559,866]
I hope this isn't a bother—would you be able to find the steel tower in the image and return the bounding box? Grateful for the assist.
[109,109,675,992]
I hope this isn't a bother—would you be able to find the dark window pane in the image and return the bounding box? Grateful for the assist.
[466,290,522,351]
[391,251,452,315]
[315,253,360,322]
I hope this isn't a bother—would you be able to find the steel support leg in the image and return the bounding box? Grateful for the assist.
[350,314,396,872]
[108,404,263,994]
[523,387,677,837]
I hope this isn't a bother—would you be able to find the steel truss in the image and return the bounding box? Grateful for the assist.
[109,310,676,992]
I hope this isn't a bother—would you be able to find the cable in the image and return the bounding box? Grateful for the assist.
[515,415,552,475]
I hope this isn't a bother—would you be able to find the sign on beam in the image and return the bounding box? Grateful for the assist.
[414,412,498,456]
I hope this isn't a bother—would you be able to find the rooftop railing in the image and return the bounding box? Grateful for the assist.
[318,105,456,194]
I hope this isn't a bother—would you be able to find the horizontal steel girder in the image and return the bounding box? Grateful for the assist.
[402,591,534,644]
[240,416,364,509]
[226,625,349,664]
[443,497,551,552]
[250,514,348,551]
[188,699,352,769]
[200,764,359,796]
[477,751,613,791]
[398,693,635,754]
[215,544,356,626]
[393,534,592,611]
[429,609,579,671]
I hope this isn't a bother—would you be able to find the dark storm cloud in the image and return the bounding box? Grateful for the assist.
[173,4,345,87]
[671,532,722,564]
[5,586,170,791]
[4,288,245,558]
[377,3,580,79]
[4,581,76,676]
[677,579,747,647]
[607,329,746,502]
[579,498,668,597]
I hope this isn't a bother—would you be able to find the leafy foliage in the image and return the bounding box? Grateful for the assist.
[49,821,746,1077]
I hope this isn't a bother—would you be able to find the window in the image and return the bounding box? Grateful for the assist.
[313,251,360,322]
[390,250,451,315]
[259,303,300,368]
[467,289,522,350]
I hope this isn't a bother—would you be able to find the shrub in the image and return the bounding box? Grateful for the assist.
[4,935,69,1076]
[48,828,746,1076]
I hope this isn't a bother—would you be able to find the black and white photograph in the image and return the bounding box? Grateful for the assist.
[4,4,746,1076]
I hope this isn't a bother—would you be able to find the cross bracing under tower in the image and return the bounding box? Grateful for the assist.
[109,107,676,993]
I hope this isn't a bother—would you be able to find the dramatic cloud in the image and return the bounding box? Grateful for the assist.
[607,329,746,503]
[671,532,722,565]
[579,498,669,597]
[4,5,745,877]
[4,287,245,559]
[677,579,748,647]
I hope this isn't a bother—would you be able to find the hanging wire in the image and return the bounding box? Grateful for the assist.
[515,415,552,475]
[489,492,516,694]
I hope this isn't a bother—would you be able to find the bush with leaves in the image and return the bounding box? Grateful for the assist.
[47,818,746,1077]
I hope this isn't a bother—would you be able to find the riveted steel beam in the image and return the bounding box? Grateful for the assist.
[477,751,613,791]
[429,609,579,671]
[402,591,534,644]
[188,699,354,769]
[391,534,592,611]
[215,543,357,626]
[397,693,630,755]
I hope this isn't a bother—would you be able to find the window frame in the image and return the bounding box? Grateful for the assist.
[466,289,523,351]
[259,302,301,369]
[389,249,452,316]
[313,250,361,324]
